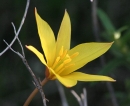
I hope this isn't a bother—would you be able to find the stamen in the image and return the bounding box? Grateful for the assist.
[65,63,75,69]
[59,46,63,56]
[61,49,68,59]
[66,54,70,58]
[58,63,75,74]
[51,46,78,76]
[55,63,64,72]
[57,67,65,74]
[52,56,61,68]
[63,58,71,65]
[70,52,79,59]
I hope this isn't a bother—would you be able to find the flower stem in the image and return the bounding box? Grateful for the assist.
[24,78,48,106]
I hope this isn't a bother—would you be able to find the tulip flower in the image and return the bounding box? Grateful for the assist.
[26,8,115,87]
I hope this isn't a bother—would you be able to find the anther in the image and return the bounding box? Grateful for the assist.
[58,63,75,75]
[66,54,70,58]
[70,52,79,59]
[61,49,68,59]
[65,63,75,69]
[52,56,61,68]
[59,46,63,56]
[63,58,71,65]
[55,63,64,72]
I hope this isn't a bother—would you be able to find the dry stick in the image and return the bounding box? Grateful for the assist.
[0,0,30,56]
[71,89,88,106]
[91,1,119,106]
[1,0,47,105]
[23,68,49,106]
[12,32,47,105]
[81,88,87,106]
[24,78,48,106]
[22,60,48,106]
[4,39,48,106]
[56,81,69,106]
[12,23,25,57]
[71,90,83,106]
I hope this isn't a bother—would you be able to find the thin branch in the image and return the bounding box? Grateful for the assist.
[24,78,48,106]
[71,90,83,106]
[0,0,30,56]
[56,80,69,106]
[11,22,25,57]
[1,0,47,105]
[11,22,17,34]
[82,88,87,106]
[106,82,119,106]
[3,40,23,58]
[91,1,119,106]
[4,38,47,106]
[92,0,100,42]
[17,37,25,57]
[71,88,88,106]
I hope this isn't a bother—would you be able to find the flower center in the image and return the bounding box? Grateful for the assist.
[51,46,79,74]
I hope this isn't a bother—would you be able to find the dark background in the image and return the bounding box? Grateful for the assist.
[0,0,130,106]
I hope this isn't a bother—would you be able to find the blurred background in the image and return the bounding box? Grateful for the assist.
[0,0,130,106]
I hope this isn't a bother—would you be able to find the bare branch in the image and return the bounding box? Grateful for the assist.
[91,1,118,106]
[0,0,30,56]
[56,80,69,106]
[71,88,88,106]
[3,30,47,106]
[21,56,47,106]
[11,22,25,57]
[82,88,88,106]
[3,40,23,58]
[1,0,47,105]
[11,22,17,34]
[71,90,83,106]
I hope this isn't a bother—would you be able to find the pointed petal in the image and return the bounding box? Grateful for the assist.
[56,75,77,87]
[35,8,56,66]
[61,42,113,75]
[56,10,71,56]
[64,72,116,82]
[49,68,77,87]
[26,45,47,66]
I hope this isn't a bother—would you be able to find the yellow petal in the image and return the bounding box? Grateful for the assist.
[56,10,71,57]
[26,45,47,66]
[56,75,77,87]
[61,42,113,75]
[49,68,77,87]
[64,72,116,82]
[35,8,56,66]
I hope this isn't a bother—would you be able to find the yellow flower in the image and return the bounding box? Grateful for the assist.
[26,8,115,87]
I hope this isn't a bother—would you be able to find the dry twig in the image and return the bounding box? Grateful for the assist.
[91,0,119,106]
[71,88,88,106]
[56,81,69,106]
[0,0,47,105]
[0,0,29,56]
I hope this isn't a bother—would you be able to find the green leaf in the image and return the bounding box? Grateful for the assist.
[97,8,115,36]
